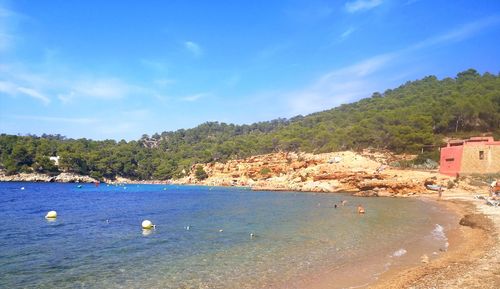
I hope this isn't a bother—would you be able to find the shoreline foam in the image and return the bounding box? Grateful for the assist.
[368,197,499,289]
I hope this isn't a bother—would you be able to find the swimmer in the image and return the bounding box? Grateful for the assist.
[357,205,365,214]
[334,204,338,209]
[341,200,347,206]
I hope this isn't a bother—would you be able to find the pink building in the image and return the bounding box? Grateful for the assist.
[439,137,500,176]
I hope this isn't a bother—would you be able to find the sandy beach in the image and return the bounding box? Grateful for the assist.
[368,191,500,288]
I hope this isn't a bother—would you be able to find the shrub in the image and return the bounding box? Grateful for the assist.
[195,166,208,180]
[260,167,271,175]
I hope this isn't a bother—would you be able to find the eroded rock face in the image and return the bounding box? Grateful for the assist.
[0,172,98,183]
[172,150,448,196]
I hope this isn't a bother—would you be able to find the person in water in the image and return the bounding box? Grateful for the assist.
[357,205,365,214]
[341,200,347,206]
[334,204,338,208]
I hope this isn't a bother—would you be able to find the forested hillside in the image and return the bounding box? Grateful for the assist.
[1,69,499,180]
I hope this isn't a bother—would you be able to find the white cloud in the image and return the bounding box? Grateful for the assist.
[184,41,203,57]
[285,4,333,23]
[140,59,168,71]
[345,0,383,13]
[153,78,176,88]
[409,16,500,51]
[340,27,356,39]
[286,16,500,115]
[181,92,207,102]
[0,6,16,52]
[287,55,392,114]
[0,80,16,94]
[72,78,133,100]
[12,115,97,124]
[0,80,50,104]
[16,86,50,104]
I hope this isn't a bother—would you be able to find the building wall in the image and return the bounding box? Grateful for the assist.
[439,146,463,176]
[460,145,500,175]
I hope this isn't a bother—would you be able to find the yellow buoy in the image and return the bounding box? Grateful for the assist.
[142,220,154,229]
[45,210,57,219]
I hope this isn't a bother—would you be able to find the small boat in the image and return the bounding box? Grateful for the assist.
[426,184,443,191]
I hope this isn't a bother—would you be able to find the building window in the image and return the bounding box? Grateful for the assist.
[479,151,484,160]
[445,158,454,162]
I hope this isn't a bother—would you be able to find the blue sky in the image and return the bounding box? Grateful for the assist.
[1,0,500,140]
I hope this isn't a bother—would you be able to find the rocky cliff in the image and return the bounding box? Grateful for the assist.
[173,150,453,196]
[0,172,98,183]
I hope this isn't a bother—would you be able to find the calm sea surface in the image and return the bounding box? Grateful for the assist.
[0,182,456,288]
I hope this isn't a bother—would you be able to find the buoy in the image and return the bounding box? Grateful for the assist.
[142,220,155,230]
[250,233,255,238]
[142,229,153,236]
[45,210,57,219]
[21,187,25,190]
[219,229,224,232]
[185,225,190,230]
[77,185,83,188]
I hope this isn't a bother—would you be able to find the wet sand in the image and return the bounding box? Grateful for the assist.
[370,198,498,289]
[298,194,500,289]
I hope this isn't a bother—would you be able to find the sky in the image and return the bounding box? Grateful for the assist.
[1,0,500,140]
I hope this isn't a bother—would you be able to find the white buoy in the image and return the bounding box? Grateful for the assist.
[45,210,57,219]
[21,187,25,190]
[142,229,153,236]
[142,220,155,230]
[250,233,255,238]
[185,225,190,230]
[219,229,224,232]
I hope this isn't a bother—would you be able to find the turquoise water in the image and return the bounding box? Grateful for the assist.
[0,182,455,288]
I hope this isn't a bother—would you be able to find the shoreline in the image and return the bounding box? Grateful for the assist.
[367,195,499,288]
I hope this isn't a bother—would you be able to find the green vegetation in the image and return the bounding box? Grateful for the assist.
[194,166,208,181]
[1,69,499,180]
[260,167,271,176]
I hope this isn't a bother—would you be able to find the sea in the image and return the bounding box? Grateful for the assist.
[0,182,458,289]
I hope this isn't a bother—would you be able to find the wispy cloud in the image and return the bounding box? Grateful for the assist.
[285,4,333,23]
[405,0,421,5]
[181,92,208,102]
[0,5,17,52]
[16,86,50,104]
[1,61,142,104]
[286,16,500,115]
[287,53,393,114]
[12,115,97,124]
[0,80,51,104]
[409,15,500,51]
[340,27,356,39]
[184,41,203,57]
[72,78,134,100]
[140,59,166,70]
[345,0,383,13]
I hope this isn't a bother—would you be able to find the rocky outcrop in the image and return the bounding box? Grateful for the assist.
[0,172,98,183]
[172,150,453,196]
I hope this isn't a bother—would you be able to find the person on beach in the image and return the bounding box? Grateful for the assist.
[357,205,365,214]
[490,180,497,198]
[438,187,443,199]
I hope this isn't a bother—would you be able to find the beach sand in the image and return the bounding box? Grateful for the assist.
[369,190,499,289]
[296,190,500,289]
